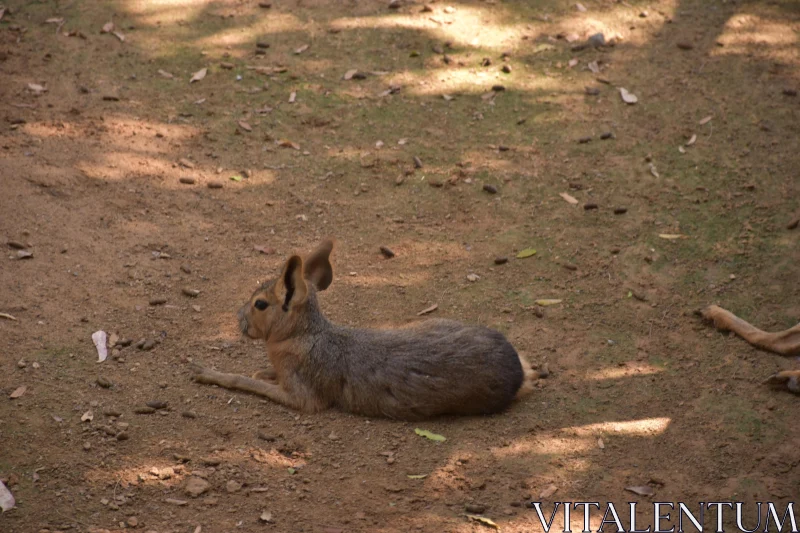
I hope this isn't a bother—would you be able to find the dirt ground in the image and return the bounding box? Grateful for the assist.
[1,0,799,531]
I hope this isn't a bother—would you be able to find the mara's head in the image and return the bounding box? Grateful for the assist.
[239,239,334,341]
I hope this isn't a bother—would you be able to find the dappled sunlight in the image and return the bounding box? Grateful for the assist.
[329,5,530,52]
[589,362,664,380]
[492,417,671,460]
[391,65,565,97]
[714,13,798,61]
[191,14,306,51]
[125,0,243,25]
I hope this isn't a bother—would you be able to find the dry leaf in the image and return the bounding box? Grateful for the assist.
[626,485,655,496]
[190,68,208,83]
[294,44,309,54]
[588,61,600,74]
[288,91,297,103]
[259,511,273,523]
[597,438,605,449]
[101,21,114,33]
[0,480,15,512]
[417,304,438,316]
[685,134,697,146]
[442,94,454,101]
[619,87,638,104]
[466,515,499,529]
[407,474,428,479]
[568,58,578,68]
[28,83,47,94]
[539,483,558,498]
[92,330,108,363]
[254,245,275,255]
[0,312,18,321]
[658,234,686,240]
[516,248,537,258]
[678,146,686,154]
[575,2,587,12]
[414,428,446,442]
[112,31,125,42]
[559,192,579,205]
[81,410,93,422]
[238,120,252,132]
[277,139,300,150]
[9,386,27,399]
[648,163,660,178]
[45,18,65,24]
[158,69,174,79]
[698,115,712,125]
[343,69,358,80]
[536,299,563,306]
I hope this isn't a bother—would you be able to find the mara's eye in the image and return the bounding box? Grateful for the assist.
[254,299,269,311]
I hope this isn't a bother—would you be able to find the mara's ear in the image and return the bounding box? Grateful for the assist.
[304,239,334,291]
[275,255,308,311]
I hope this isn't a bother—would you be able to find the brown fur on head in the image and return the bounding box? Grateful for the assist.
[238,240,334,341]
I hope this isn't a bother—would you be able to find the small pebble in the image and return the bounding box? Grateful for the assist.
[182,288,200,297]
[787,218,799,230]
[538,364,551,379]
[563,264,578,271]
[501,65,511,73]
[413,156,423,168]
[379,246,395,258]
[96,377,113,389]
[146,400,168,410]
[676,41,694,50]
[149,297,167,306]
[207,181,224,189]
[584,203,599,210]
[181,410,198,419]
[600,132,613,140]
[585,87,600,96]
[588,32,605,47]
[491,84,505,92]
[578,136,592,144]
[465,504,487,514]
[7,240,26,250]
[103,408,122,417]
[116,432,130,441]
[17,360,26,368]
[494,257,508,265]
[614,207,628,215]
[117,338,132,347]
[83,442,92,451]
[179,177,196,185]
[141,339,156,351]
[483,184,498,194]
[135,407,156,414]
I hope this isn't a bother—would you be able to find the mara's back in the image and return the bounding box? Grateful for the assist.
[305,319,525,420]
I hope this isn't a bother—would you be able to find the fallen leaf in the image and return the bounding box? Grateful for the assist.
[27,83,47,94]
[407,474,428,479]
[559,192,579,205]
[625,485,655,496]
[0,480,15,512]
[414,428,446,442]
[575,2,587,12]
[442,94,454,101]
[81,410,93,422]
[536,299,562,306]
[648,163,659,178]
[533,43,556,54]
[698,115,712,125]
[466,515,499,529]
[157,69,174,79]
[229,175,243,182]
[516,248,537,258]
[587,60,600,74]
[238,120,252,132]
[45,17,65,24]
[190,68,208,83]
[101,21,114,33]
[417,304,438,316]
[288,91,297,103]
[294,44,309,54]
[112,31,125,42]
[568,58,578,68]
[619,87,638,104]
[92,330,108,363]
[343,69,358,80]
[254,245,275,255]
[597,438,605,449]
[287,467,296,475]
[658,234,686,240]
[260,511,273,523]
[9,386,27,399]
[685,134,697,147]
[466,273,480,282]
[278,139,300,150]
[678,146,686,154]
[0,312,18,321]
[539,483,558,498]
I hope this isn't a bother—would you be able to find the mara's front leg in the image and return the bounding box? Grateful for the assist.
[190,363,324,412]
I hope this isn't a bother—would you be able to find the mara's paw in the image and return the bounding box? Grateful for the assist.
[252,369,278,382]
[763,370,800,394]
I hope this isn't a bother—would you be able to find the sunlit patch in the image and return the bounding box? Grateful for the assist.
[388,66,565,96]
[714,14,798,60]
[589,362,664,380]
[492,417,671,459]
[191,14,306,49]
